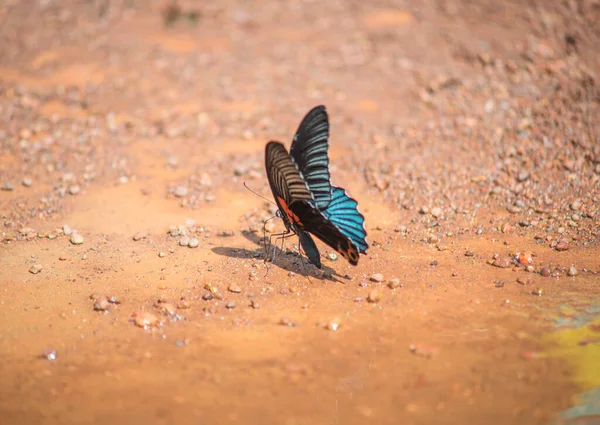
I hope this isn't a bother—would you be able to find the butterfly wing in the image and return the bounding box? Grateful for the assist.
[265,141,314,229]
[297,230,322,269]
[322,187,368,253]
[289,106,332,210]
[290,200,361,266]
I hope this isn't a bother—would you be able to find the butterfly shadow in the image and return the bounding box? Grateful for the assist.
[211,230,346,281]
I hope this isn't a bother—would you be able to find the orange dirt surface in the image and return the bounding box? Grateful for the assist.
[1,1,600,425]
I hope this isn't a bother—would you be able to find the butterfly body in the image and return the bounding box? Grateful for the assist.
[264,106,367,268]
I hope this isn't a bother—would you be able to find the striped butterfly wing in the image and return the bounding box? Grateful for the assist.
[322,187,368,253]
[265,141,314,224]
[289,200,361,266]
[289,105,332,210]
[265,141,323,268]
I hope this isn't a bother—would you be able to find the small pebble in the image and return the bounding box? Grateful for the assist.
[431,207,442,218]
[388,278,402,289]
[327,252,338,261]
[29,264,42,274]
[174,186,188,197]
[226,301,236,309]
[133,311,159,328]
[250,299,260,309]
[516,252,533,266]
[532,288,544,296]
[492,257,512,268]
[517,276,532,285]
[62,224,73,236]
[69,185,80,195]
[279,317,298,327]
[555,241,570,251]
[370,273,384,283]
[465,250,474,257]
[158,251,166,258]
[228,284,242,293]
[202,293,214,301]
[93,296,111,312]
[540,267,551,277]
[419,206,429,214]
[367,288,382,303]
[325,319,341,331]
[70,233,84,245]
[188,237,199,248]
[567,266,578,277]
[1,181,14,191]
[22,177,33,187]
[133,232,146,241]
[41,348,57,361]
[179,236,190,246]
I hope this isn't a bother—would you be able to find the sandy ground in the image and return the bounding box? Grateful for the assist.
[1,1,600,424]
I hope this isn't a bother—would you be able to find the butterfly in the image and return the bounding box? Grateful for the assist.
[264,106,368,269]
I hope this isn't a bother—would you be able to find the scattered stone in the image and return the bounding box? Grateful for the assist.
[29,264,42,274]
[226,301,236,309]
[22,177,33,187]
[409,344,439,358]
[327,252,338,261]
[492,256,512,268]
[516,252,533,266]
[465,250,474,257]
[517,171,530,182]
[567,266,578,277]
[132,232,146,241]
[431,207,442,218]
[188,237,199,248]
[19,227,35,236]
[517,276,532,285]
[1,181,13,191]
[370,273,384,283]
[179,236,190,246]
[279,317,298,327]
[69,185,80,195]
[419,206,429,214]
[62,224,73,236]
[158,251,166,258]
[388,278,402,289]
[174,186,188,197]
[555,241,570,251]
[354,297,363,302]
[394,224,407,233]
[132,311,159,328]
[532,288,544,296]
[250,299,260,309]
[41,348,57,361]
[228,284,242,293]
[367,288,382,303]
[202,293,214,301]
[540,267,551,277]
[70,233,84,245]
[93,296,111,312]
[570,199,582,211]
[325,319,341,331]
[501,223,512,234]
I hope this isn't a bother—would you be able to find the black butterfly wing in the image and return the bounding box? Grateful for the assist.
[290,200,361,266]
[322,186,368,253]
[265,141,314,228]
[297,230,322,269]
[289,106,332,210]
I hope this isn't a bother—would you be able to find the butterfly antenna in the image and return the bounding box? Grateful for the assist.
[244,182,277,206]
